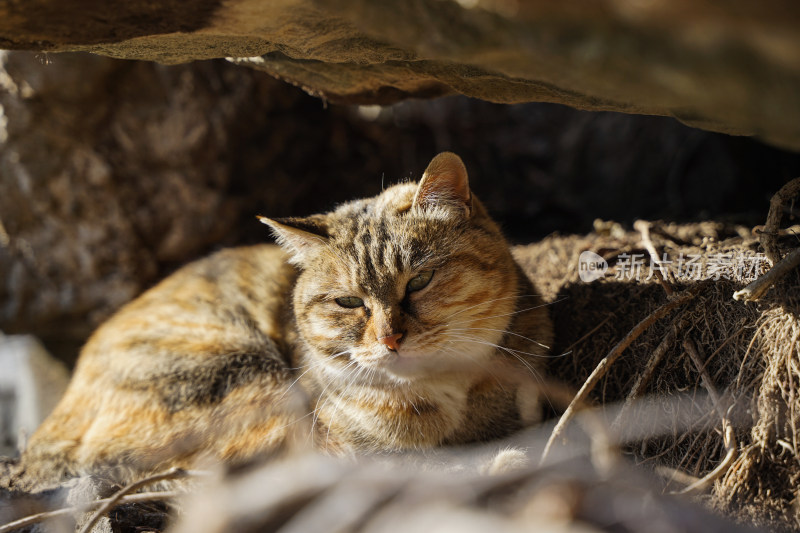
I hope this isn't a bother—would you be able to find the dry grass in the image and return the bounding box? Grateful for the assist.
[514,214,800,531]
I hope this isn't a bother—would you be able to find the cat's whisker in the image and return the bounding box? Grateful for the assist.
[446,297,565,327]
[440,334,543,376]
[322,359,360,405]
[441,331,563,360]
[322,361,366,448]
[279,349,351,404]
[271,409,316,441]
[480,343,555,416]
[441,294,545,321]
[279,359,330,402]
[367,366,379,389]
[407,327,448,348]
[447,326,552,350]
[437,345,511,395]
[412,250,435,270]
[311,358,360,436]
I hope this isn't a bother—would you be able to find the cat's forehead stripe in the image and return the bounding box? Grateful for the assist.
[326,202,468,298]
[337,218,406,297]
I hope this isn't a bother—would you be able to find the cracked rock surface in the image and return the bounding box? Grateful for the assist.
[2,0,800,149]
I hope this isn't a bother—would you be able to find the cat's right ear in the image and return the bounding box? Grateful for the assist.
[413,152,472,217]
[257,215,329,264]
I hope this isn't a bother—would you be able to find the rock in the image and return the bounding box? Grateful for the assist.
[0,335,68,457]
[2,0,800,149]
[0,52,280,358]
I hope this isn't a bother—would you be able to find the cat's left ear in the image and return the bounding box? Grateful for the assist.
[257,215,329,264]
[413,152,472,217]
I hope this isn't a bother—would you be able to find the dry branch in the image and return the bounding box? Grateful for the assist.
[541,283,706,463]
[634,220,674,296]
[0,468,208,533]
[77,467,197,533]
[674,339,738,495]
[734,177,800,301]
[0,490,182,533]
[760,176,800,264]
[612,328,677,430]
[733,247,800,302]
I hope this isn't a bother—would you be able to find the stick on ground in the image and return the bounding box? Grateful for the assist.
[634,220,674,296]
[734,247,800,302]
[0,491,182,533]
[759,176,800,264]
[78,467,195,533]
[673,338,737,495]
[540,283,706,464]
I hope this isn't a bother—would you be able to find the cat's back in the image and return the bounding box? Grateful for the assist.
[19,244,301,488]
[100,244,295,348]
[74,244,298,378]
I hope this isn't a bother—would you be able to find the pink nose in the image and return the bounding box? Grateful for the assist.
[378,332,404,351]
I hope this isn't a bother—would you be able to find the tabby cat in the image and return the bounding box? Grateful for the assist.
[14,152,553,488]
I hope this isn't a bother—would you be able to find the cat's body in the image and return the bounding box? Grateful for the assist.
[14,153,552,489]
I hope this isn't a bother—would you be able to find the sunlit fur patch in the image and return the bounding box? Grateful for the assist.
[290,180,552,450]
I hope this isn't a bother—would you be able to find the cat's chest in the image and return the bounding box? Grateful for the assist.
[305,376,520,452]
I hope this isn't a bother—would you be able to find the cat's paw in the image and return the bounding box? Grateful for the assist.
[483,447,530,476]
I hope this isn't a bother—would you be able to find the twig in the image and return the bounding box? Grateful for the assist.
[744,318,780,387]
[563,315,613,353]
[78,467,197,533]
[634,220,674,296]
[540,284,704,463]
[0,490,183,533]
[786,330,800,470]
[672,339,737,495]
[698,323,748,375]
[674,423,736,495]
[759,176,800,264]
[655,465,701,488]
[733,247,800,302]
[682,339,725,416]
[752,224,800,238]
[612,328,677,430]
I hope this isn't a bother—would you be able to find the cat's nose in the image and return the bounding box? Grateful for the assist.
[378,332,404,351]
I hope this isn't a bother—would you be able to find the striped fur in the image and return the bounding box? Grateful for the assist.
[17,153,552,489]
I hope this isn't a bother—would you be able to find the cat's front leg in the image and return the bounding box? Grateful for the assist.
[483,447,531,475]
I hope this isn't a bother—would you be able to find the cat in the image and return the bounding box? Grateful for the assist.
[10,152,553,490]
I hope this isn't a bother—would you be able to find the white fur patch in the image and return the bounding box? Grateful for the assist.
[484,447,530,475]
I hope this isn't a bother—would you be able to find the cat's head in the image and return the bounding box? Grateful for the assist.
[261,153,522,384]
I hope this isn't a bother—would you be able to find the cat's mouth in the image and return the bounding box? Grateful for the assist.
[380,351,432,378]
[359,346,482,381]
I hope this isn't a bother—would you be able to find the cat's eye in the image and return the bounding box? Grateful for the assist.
[335,296,364,308]
[406,270,434,293]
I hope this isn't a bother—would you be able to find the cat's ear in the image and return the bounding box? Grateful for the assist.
[257,215,329,264]
[413,152,472,216]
